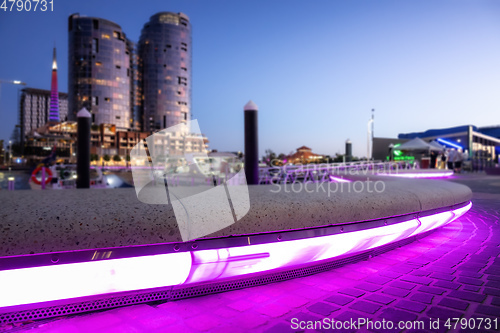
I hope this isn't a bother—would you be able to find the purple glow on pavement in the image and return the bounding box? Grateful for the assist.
[376,171,454,178]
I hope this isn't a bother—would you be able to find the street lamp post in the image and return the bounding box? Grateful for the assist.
[8,140,12,167]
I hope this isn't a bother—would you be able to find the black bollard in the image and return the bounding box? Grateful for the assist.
[244,100,259,185]
[77,107,91,188]
[345,140,352,162]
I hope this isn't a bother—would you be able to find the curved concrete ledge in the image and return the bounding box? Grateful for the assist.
[0,178,471,257]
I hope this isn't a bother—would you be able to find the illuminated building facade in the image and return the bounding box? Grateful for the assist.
[20,88,68,148]
[138,12,191,132]
[68,14,133,129]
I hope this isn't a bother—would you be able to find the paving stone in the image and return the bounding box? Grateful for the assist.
[433,280,461,290]
[483,287,500,297]
[364,275,392,285]
[307,302,340,317]
[429,273,455,281]
[486,274,500,281]
[457,277,484,286]
[388,265,415,274]
[437,297,469,311]
[285,311,323,324]
[410,293,434,304]
[379,271,403,279]
[213,306,240,319]
[354,282,382,292]
[485,280,500,289]
[231,313,269,329]
[364,293,396,305]
[485,268,500,275]
[417,286,446,295]
[426,306,463,321]
[457,264,485,272]
[400,275,433,286]
[409,270,432,277]
[277,294,309,308]
[324,294,355,306]
[338,288,365,298]
[255,302,291,318]
[475,305,500,317]
[263,323,293,333]
[390,281,417,290]
[394,300,427,313]
[349,300,382,314]
[334,310,366,322]
[227,300,255,312]
[428,266,456,274]
[492,297,500,306]
[448,290,486,303]
[184,314,222,331]
[378,308,418,322]
[458,271,483,278]
[462,285,481,292]
[382,287,410,298]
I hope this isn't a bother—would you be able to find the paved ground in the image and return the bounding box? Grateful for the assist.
[4,173,500,332]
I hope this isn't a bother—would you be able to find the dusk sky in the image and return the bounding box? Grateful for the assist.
[0,0,499,158]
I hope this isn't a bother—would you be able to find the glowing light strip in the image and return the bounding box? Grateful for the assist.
[437,138,462,150]
[0,202,471,311]
[0,252,191,308]
[411,201,472,236]
[376,171,453,178]
[329,175,352,183]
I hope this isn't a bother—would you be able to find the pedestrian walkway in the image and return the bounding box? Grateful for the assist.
[6,175,500,333]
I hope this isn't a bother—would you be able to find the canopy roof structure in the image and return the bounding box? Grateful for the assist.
[396,137,442,151]
[429,140,446,151]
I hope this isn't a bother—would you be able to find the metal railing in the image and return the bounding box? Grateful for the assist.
[258,161,419,184]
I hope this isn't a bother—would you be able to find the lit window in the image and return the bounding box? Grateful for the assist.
[101,34,110,39]
[92,38,99,53]
[95,62,102,66]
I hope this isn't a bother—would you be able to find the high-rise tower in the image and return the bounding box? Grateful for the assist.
[138,12,191,132]
[49,47,60,123]
[68,14,133,129]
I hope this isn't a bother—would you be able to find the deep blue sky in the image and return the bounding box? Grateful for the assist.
[1,0,499,158]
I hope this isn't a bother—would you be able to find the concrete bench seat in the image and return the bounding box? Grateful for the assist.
[0,177,471,257]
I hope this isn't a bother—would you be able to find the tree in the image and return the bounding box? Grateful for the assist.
[263,149,276,166]
[103,154,110,162]
[113,155,121,162]
[90,154,99,163]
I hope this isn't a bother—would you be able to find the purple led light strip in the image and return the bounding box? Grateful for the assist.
[376,171,454,178]
[0,201,471,310]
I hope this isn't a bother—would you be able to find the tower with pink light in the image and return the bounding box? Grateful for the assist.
[49,47,59,123]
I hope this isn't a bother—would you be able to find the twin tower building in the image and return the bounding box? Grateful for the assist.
[68,12,191,132]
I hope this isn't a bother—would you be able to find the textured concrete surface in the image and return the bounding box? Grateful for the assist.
[0,178,471,257]
[2,173,497,332]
